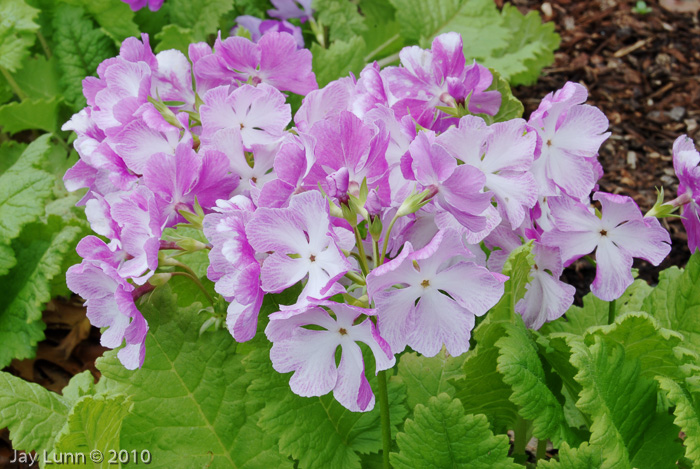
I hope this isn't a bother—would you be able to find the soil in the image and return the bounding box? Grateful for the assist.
[510,0,700,303]
[2,1,700,465]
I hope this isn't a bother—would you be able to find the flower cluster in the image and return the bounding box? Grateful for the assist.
[65,28,673,411]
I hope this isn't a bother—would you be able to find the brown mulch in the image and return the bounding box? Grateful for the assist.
[2,1,700,463]
[510,0,700,302]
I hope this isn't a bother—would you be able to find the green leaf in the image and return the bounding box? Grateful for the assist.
[0,135,53,242]
[53,395,132,469]
[388,0,559,84]
[10,55,61,100]
[657,376,700,465]
[396,350,465,411]
[538,441,603,468]
[640,253,700,356]
[584,312,693,380]
[541,279,653,336]
[0,140,27,174]
[52,5,116,110]
[391,394,519,469]
[314,0,367,43]
[570,337,684,468]
[486,68,523,122]
[0,218,82,366]
[155,24,194,54]
[96,285,291,468]
[451,244,534,432]
[0,96,61,133]
[311,36,367,88]
[0,242,16,275]
[168,0,235,42]
[66,0,140,43]
[358,0,403,62]
[496,320,579,445]
[248,343,407,469]
[483,5,560,86]
[0,371,71,454]
[0,0,40,72]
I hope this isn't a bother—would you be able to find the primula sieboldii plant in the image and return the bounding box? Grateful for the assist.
[64,27,678,416]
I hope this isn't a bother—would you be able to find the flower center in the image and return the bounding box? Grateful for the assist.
[421,279,430,288]
[338,328,347,335]
[309,254,316,262]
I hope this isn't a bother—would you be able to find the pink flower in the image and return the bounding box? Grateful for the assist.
[672,135,700,252]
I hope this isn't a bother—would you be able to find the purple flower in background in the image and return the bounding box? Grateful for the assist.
[367,229,506,357]
[542,192,671,301]
[672,135,700,252]
[234,16,304,48]
[267,0,313,22]
[266,301,394,412]
[120,0,164,12]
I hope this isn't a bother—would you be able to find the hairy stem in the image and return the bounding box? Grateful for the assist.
[354,227,371,276]
[377,370,392,469]
[376,52,401,69]
[513,416,529,462]
[37,30,52,59]
[608,299,616,325]
[379,215,399,266]
[363,33,400,63]
[0,67,27,101]
[170,271,215,306]
[536,438,548,461]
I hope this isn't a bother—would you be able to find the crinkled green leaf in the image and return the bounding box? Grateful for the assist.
[53,395,132,469]
[397,350,465,411]
[538,441,603,468]
[541,279,653,336]
[62,370,97,405]
[0,242,16,276]
[388,0,558,84]
[311,36,367,88]
[168,0,234,42]
[657,376,700,465]
[391,394,519,469]
[0,96,61,133]
[0,217,82,366]
[52,5,116,111]
[0,140,27,174]
[314,0,367,43]
[570,337,684,468]
[640,252,700,356]
[584,312,694,380]
[487,68,523,122]
[155,24,194,54]
[484,5,560,85]
[246,330,407,469]
[0,371,71,454]
[61,0,140,43]
[451,243,534,432]
[96,285,291,468]
[0,0,40,72]
[0,135,53,242]
[496,320,579,445]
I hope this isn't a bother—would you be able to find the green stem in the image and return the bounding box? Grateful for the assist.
[37,30,52,59]
[376,52,401,69]
[513,416,529,463]
[344,270,366,286]
[0,67,27,101]
[372,240,380,270]
[377,370,392,469]
[379,215,399,266]
[170,271,215,306]
[354,227,370,276]
[536,438,547,461]
[608,300,616,325]
[363,33,400,63]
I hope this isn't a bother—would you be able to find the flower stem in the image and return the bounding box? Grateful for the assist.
[536,438,548,461]
[170,271,215,306]
[608,300,616,325]
[354,227,371,275]
[377,370,392,469]
[376,52,401,69]
[513,416,529,463]
[363,33,400,63]
[379,215,399,266]
[0,67,27,101]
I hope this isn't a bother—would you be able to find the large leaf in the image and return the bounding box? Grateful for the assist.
[0,96,61,133]
[314,0,367,43]
[53,395,132,469]
[10,55,61,100]
[0,0,40,72]
[52,5,116,110]
[96,285,291,468]
[0,371,71,454]
[248,345,407,469]
[657,376,700,465]
[0,218,82,366]
[311,36,367,88]
[391,394,519,469]
[62,0,140,42]
[640,252,700,356]
[168,0,235,42]
[570,337,684,468]
[396,350,465,411]
[358,0,403,61]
